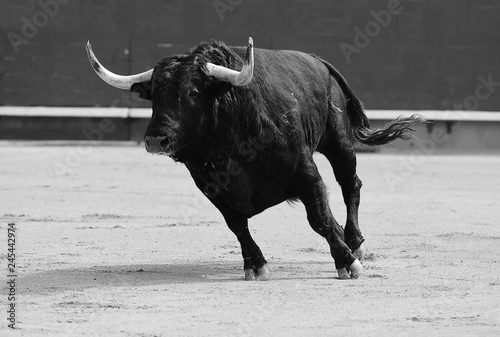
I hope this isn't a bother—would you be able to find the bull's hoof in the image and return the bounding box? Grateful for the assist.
[336,267,351,279]
[244,265,269,281]
[353,242,366,260]
[337,259,363,279]
[244,269,256,281]
[348,259,363,279]
[256,264,270,281]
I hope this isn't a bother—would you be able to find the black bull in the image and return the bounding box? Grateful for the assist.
[87,38,424,280]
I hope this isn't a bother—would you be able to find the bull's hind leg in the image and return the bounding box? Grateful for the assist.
[295,156,362,279]
[322,137,366,260]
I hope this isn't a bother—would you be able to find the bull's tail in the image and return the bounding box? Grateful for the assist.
[352,114,425,146]
[313,55,426,146]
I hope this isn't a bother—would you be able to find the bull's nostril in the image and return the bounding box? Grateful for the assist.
[144,135,170,153]
[159,136,169,149]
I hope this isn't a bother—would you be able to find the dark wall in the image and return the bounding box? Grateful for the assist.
[1,0,499,110]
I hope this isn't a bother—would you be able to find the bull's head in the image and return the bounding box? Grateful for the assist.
[86,38,254,161]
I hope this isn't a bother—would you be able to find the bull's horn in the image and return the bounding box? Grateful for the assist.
[205,37,254,86]
[86,41,153,90]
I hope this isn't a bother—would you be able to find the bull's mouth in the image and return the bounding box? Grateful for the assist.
[152,147,175,156]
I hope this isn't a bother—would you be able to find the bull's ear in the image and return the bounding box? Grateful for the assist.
[131,80,152,100]
[213,81,232,99]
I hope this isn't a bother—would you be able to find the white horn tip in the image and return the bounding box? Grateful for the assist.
[86,41,94,59]
[248,37,253,47]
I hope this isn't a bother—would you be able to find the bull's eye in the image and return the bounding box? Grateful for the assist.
[189,89,200,97]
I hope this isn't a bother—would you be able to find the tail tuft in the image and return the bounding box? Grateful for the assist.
[354,114,427,146]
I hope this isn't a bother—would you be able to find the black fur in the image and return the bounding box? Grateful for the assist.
[140,40,425,276]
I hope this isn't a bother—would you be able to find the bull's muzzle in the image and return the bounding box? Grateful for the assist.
[144,135,170,154]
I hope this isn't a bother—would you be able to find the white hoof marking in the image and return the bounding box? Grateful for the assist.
[256,265,270,281]
[348,259,363,279]
[244,269,256,281]
[337,267,350,279]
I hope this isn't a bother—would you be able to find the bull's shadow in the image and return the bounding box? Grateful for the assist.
[18,261,338,294]
[18,262,241,294]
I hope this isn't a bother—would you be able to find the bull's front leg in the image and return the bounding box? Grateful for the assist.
[223,215,270,281]
[204,196,269,280]
[190,173,270,280]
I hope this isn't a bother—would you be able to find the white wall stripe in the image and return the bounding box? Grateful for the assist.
[0,107,499,122]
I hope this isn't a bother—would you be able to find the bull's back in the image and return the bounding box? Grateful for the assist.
[235,47,334,152]
[232,47,331,97]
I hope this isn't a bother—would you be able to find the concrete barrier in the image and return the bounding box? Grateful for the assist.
[0,107,499,152]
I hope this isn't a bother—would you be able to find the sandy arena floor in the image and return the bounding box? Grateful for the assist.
[1,144,499,336]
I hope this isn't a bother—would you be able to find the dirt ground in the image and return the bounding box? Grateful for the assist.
[1,144,499,336]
